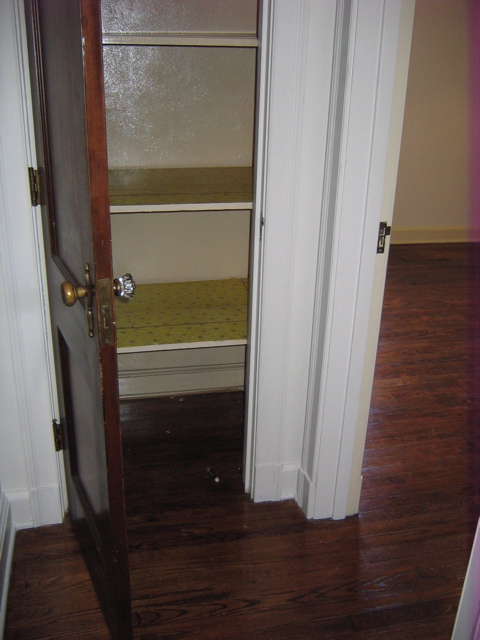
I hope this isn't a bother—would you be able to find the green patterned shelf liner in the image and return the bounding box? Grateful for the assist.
[115,278,249,348]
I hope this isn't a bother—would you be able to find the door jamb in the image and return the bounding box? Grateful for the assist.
[245,0,415,519]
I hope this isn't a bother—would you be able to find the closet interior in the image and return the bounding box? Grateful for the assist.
[101,0,259,398]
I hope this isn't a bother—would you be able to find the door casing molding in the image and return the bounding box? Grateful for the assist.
[246,0,415,519]
[0,0,66,528]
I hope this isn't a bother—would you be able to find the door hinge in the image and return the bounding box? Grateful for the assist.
[52,419,64,452]
[28,167,40,207]
[377,221,391,254]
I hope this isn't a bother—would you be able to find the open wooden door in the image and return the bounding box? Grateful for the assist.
[24,1,132,638]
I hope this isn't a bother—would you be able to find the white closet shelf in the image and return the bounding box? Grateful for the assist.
[115,278,249,351]
[117,339,247,354]
[109,166,254,210]
[110,203,252,213]
[102,32,259,47]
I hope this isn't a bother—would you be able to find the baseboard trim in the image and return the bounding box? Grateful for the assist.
[118,345,246,398]
[296,468,315,517]
[0,492,15,640]
[391,226,469,244]
[251,464,299,502]
[5,486,63,530]
[452,516,480,639]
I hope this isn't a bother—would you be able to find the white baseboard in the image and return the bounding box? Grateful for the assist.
[5,486,63,530]
[0,492,15,640]
[391,226,469,244]
[118,345,246,398]
[251,463,299,502]
[296,467,315,517]
[452,517,480,639]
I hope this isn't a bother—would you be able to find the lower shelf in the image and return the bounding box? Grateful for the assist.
[115,278,248,350]
[115,278,249,397]
[118,344,246,398]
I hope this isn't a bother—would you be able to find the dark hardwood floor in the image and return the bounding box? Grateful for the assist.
[5,244,477,639]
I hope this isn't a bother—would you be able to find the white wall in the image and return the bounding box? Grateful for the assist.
[392,0,469,243]
[104,45,256,169]
[111,210,250,283]
[105,7,256,284]
[101,0,258,34]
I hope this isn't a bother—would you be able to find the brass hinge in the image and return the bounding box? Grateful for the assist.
[52,419,64,452]
[377,221,392,254]
[28,167,40,206]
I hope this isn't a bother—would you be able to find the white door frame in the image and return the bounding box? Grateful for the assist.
[0,0,66,529]
[246,0,415,519]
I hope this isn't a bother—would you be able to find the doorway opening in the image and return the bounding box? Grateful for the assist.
[101,0,260,481]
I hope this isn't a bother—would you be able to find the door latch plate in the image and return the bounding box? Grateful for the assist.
[377,221,392,254]
[96,278,114,347]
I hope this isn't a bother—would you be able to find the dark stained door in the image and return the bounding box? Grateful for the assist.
[24,1,132,638]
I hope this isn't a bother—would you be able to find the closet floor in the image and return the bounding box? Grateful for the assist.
[115,277,248,348]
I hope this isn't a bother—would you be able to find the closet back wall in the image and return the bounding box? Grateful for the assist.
[105,40,256,283]
[112,211,250,283]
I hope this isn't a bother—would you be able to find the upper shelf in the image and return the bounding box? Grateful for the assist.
[100,0,258,42]
[109,166,254,212]
[102,32,259,47]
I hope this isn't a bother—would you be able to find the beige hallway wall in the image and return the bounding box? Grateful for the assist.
[392,0,469,244]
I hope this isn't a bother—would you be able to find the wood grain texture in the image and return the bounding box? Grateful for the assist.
[5,244,477,639]
[24,1,132,637]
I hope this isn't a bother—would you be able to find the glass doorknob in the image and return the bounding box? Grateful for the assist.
[113,273,136,300]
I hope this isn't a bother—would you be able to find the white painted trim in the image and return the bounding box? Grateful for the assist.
[452,517,480,640]
[298,0,353,517]
[118,344,246,398]
[13,0,67,524]
[0,0,66,528]
[243,0,274,493]
[5,486,63,531]
[303,0,413,519]
[252,463,299,502]
[0,489,15,640]
[391,226,469,244]
[110,202,252,213]
[102,34,259,48]
[345,0,416,515]
[247,0,339,502]
[118,338,246,354]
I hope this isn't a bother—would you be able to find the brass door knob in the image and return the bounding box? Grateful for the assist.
[61,281,87,307]
[113,273,136,300]
[60,264,94,337]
